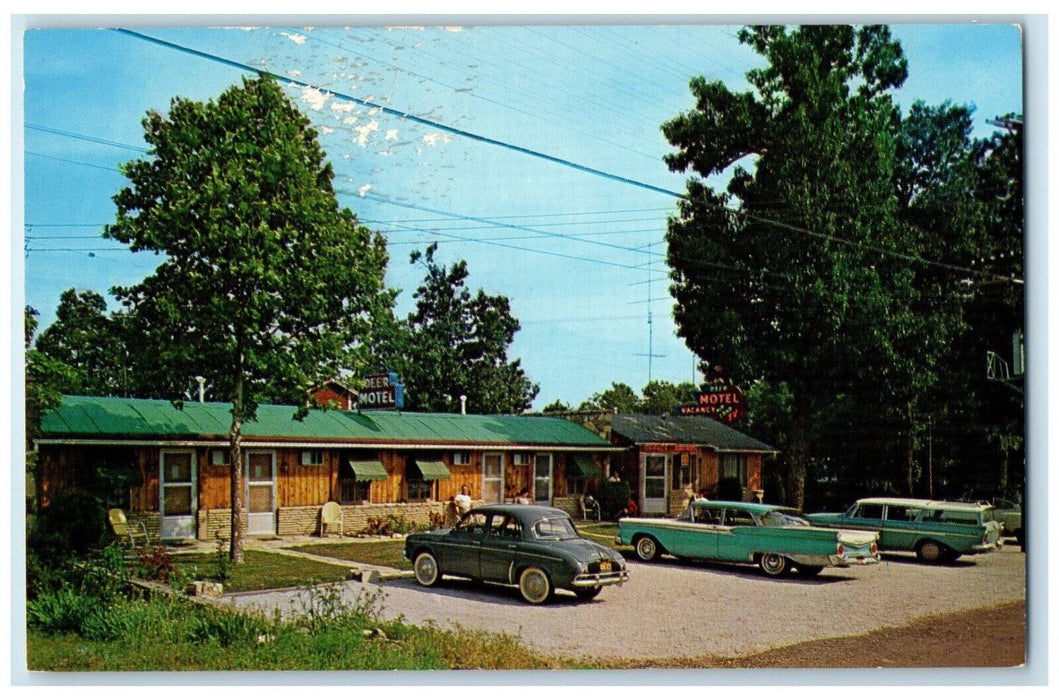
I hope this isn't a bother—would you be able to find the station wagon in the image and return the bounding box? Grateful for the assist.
[807,497,1002,563]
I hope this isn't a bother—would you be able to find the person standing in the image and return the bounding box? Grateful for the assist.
[453,484,472,518]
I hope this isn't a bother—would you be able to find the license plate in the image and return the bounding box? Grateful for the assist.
[599,561,612,572]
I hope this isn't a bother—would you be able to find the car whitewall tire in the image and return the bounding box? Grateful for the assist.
[518,567,553,604]
[414,551,441,587]
[758,552,790,577]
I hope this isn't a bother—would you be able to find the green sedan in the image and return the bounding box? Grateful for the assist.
[405,504,629,604]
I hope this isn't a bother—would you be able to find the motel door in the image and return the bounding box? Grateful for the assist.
[160,450,197,539]
[641,453,669,515]
[245,451,276,535]
[533,454,553,505]
[482,453,504,503]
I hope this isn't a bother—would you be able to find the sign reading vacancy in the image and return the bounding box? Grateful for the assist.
[675,379,746,424]
[359,372,404,410]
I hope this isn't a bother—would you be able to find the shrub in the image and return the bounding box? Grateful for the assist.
[187,606,267,647]
[717,477,744,501]
[135,546,176,583]
[599,480,631,520]
[27,586,98,634]
[28,491,109,564]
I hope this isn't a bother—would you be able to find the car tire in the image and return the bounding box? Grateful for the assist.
[758,552,790,577]
[915,540,947,563]
[413,551,441,587]
[518,566,553,605]
[794,565,823,577]
[574,586,603,601]
[634,535,661,562]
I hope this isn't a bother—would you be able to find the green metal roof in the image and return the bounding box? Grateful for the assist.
[41,395,612,448]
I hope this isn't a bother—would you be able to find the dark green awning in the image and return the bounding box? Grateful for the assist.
[570,455,603,479]
[413,460,452,481]
[349,460,388,481]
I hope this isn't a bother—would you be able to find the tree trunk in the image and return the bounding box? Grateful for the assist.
[229,373,245,563]
[786,407,810,510]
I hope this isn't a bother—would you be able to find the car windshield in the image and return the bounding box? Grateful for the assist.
[759,508,811,527]
[533,516,579,540]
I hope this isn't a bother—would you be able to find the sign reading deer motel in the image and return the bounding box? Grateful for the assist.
[359,372,404,410]
[675,379,746,424]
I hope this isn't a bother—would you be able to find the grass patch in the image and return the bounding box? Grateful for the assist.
[288,539,411,571]
[576,523,633,555]
[27,584,575,671]
[171,549,354,592]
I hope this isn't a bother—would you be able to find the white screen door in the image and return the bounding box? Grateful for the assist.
[533,454,553,505]
[641,453,668,514]
[245,451,276,535]
[482,453,504,503]
[160,450,196,539]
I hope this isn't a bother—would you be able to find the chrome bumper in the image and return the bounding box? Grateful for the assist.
[572,570,629,587]
[789,553,880,568]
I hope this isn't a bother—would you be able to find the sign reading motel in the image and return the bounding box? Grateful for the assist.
[675,380,746,424]
[359,372,404,410]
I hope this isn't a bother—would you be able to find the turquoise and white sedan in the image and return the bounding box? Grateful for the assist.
[617,499,880,577]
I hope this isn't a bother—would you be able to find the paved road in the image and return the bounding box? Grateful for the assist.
[223,545,1026,661]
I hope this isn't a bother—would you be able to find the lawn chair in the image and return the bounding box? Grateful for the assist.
[108,508,149,548]
[320,501,343,537]
[580,495,601,522]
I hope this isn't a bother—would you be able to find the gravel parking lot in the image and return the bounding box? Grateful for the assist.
[224,546,1026,662]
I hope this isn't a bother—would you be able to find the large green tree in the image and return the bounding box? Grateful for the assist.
[662,25,912,508]
[105,75,394,561]
[32,289,131,397]
[378,244,538,414]
[578,382,640,414]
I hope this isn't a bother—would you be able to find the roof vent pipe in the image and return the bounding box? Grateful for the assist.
[460,395,467,415]
[195,376,206,403]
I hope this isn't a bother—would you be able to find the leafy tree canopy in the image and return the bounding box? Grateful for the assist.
[104,75,395,558]
[378,243,538,414]
[105,75,394,419]
[32,289,131,398]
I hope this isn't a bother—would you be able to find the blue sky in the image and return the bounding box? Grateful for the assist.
[16,19,1025,410]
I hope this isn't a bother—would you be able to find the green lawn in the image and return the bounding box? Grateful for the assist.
[171,549,354,592]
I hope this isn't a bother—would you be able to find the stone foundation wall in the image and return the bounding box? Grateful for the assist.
[194,503,449,540]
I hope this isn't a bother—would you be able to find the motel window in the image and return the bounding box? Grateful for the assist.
[672,452,698,489]
[301,450,324,466]
[340,477,371,504]
[406,472,432,501]
[511,453,529,465]
[339,450,380,504]
[720,454,748,487]
[451,451,471,465]
[88,449,140,510]
[211,449,228,466]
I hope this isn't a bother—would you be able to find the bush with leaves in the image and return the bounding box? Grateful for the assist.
[28,491,109,565]
[599,480,631,520]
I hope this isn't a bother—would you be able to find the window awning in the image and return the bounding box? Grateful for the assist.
[570,455,603,479]
[349,459,389,481]
[413,460,452,481]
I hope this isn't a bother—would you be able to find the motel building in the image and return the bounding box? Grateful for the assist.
[34,385,778,541]
[34,394,621,541]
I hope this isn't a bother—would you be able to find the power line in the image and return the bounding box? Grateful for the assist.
[41,30,1023,285]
